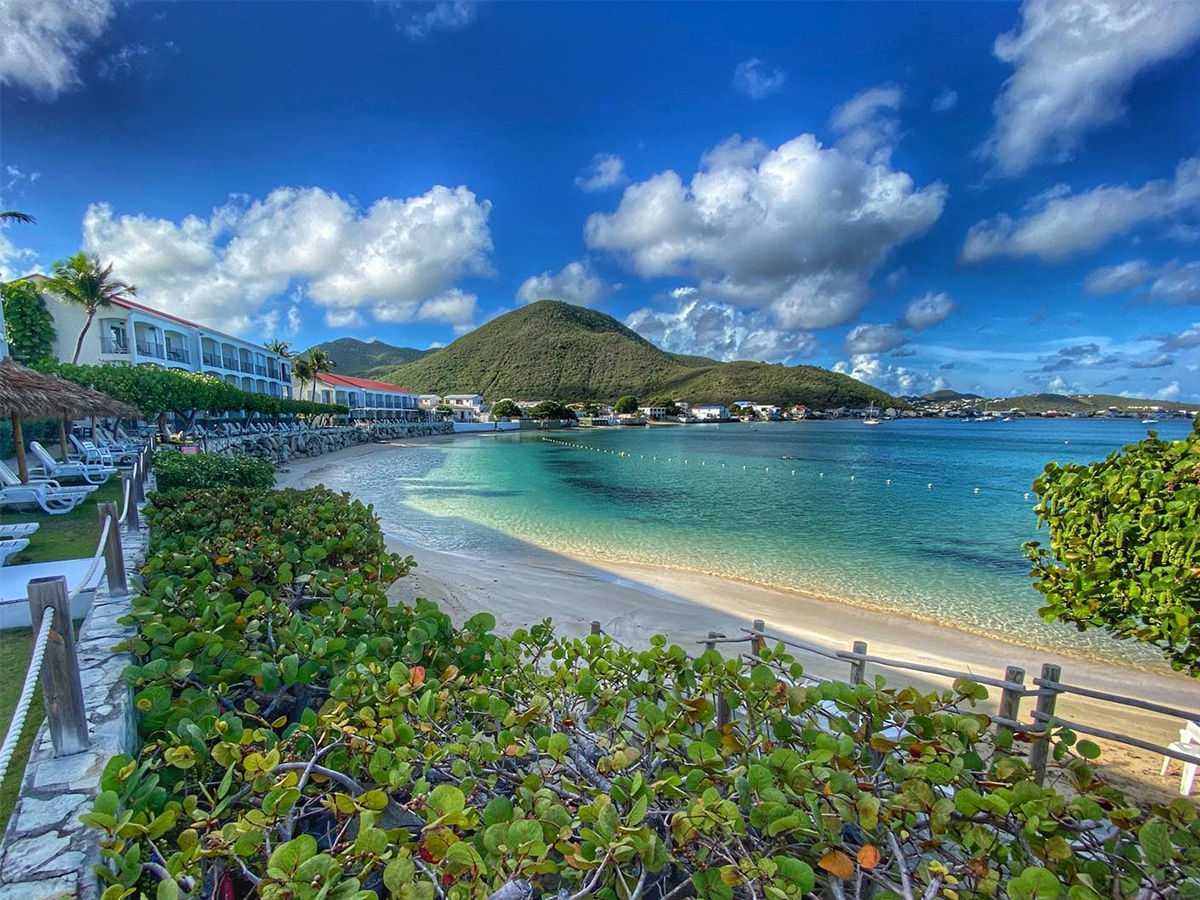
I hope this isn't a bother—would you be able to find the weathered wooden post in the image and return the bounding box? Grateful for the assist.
[707,631,732,728]
[590,621,601,636]
[28,576,89,756]
[996,666,1026,745]
[750,619,766,658]
[97,501,127,594]
[849,640,868,685]
[132,457,146,504]
[122,471,140,534]
[1029,663,1061,784]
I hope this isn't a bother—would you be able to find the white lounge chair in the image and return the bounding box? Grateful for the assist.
[0,537,30,566]
[0,459,97,494]
[29,441,117,485]
[0,481,91,515]
[1161,721,1200,796]
[0,522,39,539]
[69,434,118,467]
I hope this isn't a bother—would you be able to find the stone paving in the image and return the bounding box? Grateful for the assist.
[0,519,145,900]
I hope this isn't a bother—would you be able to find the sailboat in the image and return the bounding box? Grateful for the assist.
[863,405,882,426]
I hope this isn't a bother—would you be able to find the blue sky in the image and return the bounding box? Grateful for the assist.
[3,1,1200,401]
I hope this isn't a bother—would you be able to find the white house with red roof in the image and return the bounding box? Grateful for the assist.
[301,372,422,420]
[33,275,294,399]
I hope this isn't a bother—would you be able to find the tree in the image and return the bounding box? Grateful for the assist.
[2,279,55,366]
[0,210,35,224]
[529,400,574,420]
[651,395,680,416]
[1025,419,1200,674]
[303,348,335,401]
[43,252,137,364]
[292,355,314,400]
[490,399,521,419]
[614,395,639,415]
[263,339,291,358]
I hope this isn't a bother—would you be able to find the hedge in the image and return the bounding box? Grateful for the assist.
[152,451,276,492]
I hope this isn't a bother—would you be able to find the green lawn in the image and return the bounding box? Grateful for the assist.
[7,478,124,565]
[0,628,42,834]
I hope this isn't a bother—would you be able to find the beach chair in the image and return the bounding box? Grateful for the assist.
[29,441,118,485]
[96,426,141,453]
[1161,721,1200,796]
[0,480,93,515]
[0,537,30,566]
[0,522,39,539]
[70,434,119,467]
[0,460,99,496]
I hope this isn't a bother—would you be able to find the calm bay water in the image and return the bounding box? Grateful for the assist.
[313,417,1195,669]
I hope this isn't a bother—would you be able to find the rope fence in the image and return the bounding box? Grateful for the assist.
[0,607,55,792]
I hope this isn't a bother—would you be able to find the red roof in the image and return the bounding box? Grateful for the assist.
[317,372,415,395]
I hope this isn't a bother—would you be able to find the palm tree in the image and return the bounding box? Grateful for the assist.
[263,339,291,358]
[44,252,137,364]
[304,348,335,401]
[292,355,314,400]
[0,211,36,224]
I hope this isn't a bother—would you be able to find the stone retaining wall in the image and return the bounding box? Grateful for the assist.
[0,529,146,900]
[202,421,454,465]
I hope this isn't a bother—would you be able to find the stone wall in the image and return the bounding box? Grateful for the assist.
[201,421,454,466]
[0,530,145,900]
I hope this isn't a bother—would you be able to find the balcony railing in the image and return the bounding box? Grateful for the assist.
[136,340,165,359]
[203,352,222,367]
[240,360,255,374]
[167,347,191,364]
[223,356,238,370]
[255,364,268,376]
[100,336,129,355]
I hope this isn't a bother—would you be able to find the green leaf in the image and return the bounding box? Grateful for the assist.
[268,834,317,877]
[1138,821,1173,866]
[750,664,776,690]
[1009,866,1063,900]
[484,796,513,827]
[1076,740,1102,760]
[427,785,465,818]
[775,857,815,893]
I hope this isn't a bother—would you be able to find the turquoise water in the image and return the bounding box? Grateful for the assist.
[312,418,1195,670]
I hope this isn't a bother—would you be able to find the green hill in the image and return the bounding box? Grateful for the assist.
[304,337,430,378]
[990,393,1200,414]
[373,300,897,408]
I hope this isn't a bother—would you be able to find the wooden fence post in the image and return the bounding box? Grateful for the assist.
[750,619,766,658]
[132,458,146,504]
[849,640,868,685]
[590,621,601,636]
[1029,663,1061,784]
[97,501,127,594]
[996,666,1025,744]
[28,576,90,757]
[122,471,140,533]
[706,632,732,728]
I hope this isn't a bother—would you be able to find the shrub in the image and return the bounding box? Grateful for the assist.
[152,451,275,492]
[89,487,1200,900]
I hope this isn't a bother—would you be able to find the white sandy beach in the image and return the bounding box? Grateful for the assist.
[277,436,1199,803]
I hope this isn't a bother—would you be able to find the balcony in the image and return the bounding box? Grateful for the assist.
[100,336,129,355]
[136,340,165,359]
[255,364,268,376]
[202,352,222,368]
[240,360,255,374]
[167,347,191,364]
[223,356,238,370]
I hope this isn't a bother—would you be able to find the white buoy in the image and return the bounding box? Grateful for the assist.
[928,483,933,489]
[850,475,855,481]
[1024,493,1030,500]
[820,472,824,477]
[886,479,891,485]
[974,487,980,494]
[792,470,795,475]
[765,467,769,472]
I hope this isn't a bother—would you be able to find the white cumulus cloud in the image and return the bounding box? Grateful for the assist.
[844,323,907,354]
[961,154,1200,263]
[389,0,478,39]
[903,291,956,331]
[986,0,1200,176]
[1084,259,1157,294]
[516,261,615,307]
[575,153,629,193]
[82,183,493,337]
[832,354,948,396]
[831,84,903,161]
[586,129,946,332]
[0,0,114,99]
[732,58,786,99]
[626,299,817,364]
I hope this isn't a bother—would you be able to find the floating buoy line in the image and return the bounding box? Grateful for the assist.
[539,437,1036,501]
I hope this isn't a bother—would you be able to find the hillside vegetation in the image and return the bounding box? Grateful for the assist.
[986,393,1200,414]
[305,337,430,378]
[374,300,896,408]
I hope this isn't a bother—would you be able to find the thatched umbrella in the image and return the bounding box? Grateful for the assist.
[0,357,139,481]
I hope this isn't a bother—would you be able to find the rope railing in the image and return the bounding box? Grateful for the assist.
[0,606,55,794]
[72,515,112,598]
[118,475,133,525]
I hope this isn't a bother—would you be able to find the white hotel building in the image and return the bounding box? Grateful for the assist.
[32,277,293,399]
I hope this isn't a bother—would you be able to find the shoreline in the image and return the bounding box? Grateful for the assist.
[276,436,1198,804]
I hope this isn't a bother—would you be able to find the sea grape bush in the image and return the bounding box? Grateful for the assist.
[1026,418,1200,674]
[89,487,1200,900]
[153,452,276,492]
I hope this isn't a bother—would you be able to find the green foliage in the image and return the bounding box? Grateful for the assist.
[49,363,346,421]
[90,485,1200,900]
[2,279,55,366]
[1026,420,1200,673]
[614,395,639,415]
[44,252,138,364]
[152,451,275,492]
[373,300,896,409]
[490,399,522,419]
[527,400,574,420]
[305,337,431,379]
[0,417,59,458]
[649,395,680,415]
